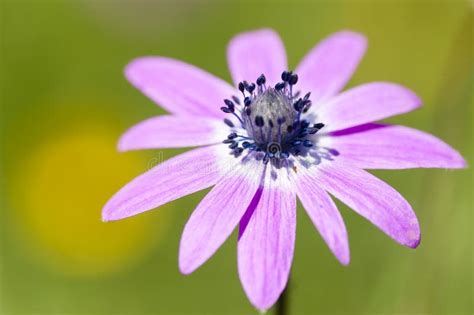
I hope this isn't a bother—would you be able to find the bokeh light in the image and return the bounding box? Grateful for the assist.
[8,123,168,277]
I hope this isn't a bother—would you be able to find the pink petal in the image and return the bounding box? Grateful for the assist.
[125,57,238,118]
[314,161,420,248]
[295,163,350,265]
[327,124,466,169]
[227,29,287,86]
[118,115,228,151]
[238,167,296,311]
[296,31,367,103]
[318,82,422,132]
[102,145,234,221]
[179,158,264,275]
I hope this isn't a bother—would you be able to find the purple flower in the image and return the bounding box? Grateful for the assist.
[103,29,465,311]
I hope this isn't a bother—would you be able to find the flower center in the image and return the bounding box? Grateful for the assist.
[221,71,325,163]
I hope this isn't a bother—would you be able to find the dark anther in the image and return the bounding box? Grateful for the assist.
[245,107,252,116]
[244,97,252,106]
[229,142,239,149]
[292,140,302,146]
[327,148,340,156]
[289,74,298,85]
[307,123,324,134]
[234,147,244,154]
[223,139,235,144]
[280,152,290,159]
[275,82,285,91]
[227,132,238,139]
[293,99,304,112]
[307,127,319,134]
[255,116,264,127]
[256,74,266,85]
[302,101,312,113]
[247,83,256,94]
[220,106,233,113]
[303,92,311,101]
[238,82,245,93]
[303,139,313,147]
[281,71,290,82]
[314,122,325,129]
[224,99,234,108]
[277,117,286,125]
[224,118,234,127]
[268,119,274,128]
[287,125,294,133]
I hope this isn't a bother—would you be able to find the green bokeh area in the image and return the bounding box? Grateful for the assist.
[1,1,472,314]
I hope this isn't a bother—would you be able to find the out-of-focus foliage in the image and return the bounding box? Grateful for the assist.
[1,1,472,314]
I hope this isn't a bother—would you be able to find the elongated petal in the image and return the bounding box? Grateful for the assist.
[118,115,228,151]
[179,158,264,275]
[125,57,238,118]
[318,82,422,132]
[296,31,367,103]
[238,167,296,311]
[314,162,420,248]
[327,124,466,169]
[227,29,287,86]
[102,145,233,221]
[296,163,349,265]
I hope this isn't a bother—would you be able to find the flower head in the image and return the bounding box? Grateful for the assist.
[103,29,465,311]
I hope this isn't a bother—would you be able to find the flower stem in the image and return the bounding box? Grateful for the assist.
[276,277,290,315]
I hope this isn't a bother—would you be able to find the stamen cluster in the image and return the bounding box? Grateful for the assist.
[221,71,325,163]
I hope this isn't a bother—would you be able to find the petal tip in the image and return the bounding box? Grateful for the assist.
[178,264,193,275]
[449,152,468,169]
[229,27,279,41]
[124,57,147,82]
[178,253,197,275]
[335,29,368,44]
[117,134,131,152]
[101,208,114,222]
[101,202,125,222]
[124,56,166,85]
[380,82,423,110]
[178,239,200,275]
[408,238,421,249]
[339,255,351,266]
[403,225,421,249]
[101,201,131,222]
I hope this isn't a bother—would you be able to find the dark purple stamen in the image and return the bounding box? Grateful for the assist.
[244,97,252,106]
[255,116,264,127]
[288,73,298,85]
[238,82,245,94]
[275,82,285,91]
[256,74,266,86]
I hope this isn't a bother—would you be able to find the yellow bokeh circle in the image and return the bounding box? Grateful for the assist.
[10,125,169,277]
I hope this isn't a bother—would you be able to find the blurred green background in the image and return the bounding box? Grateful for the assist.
[0,0,472,314]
